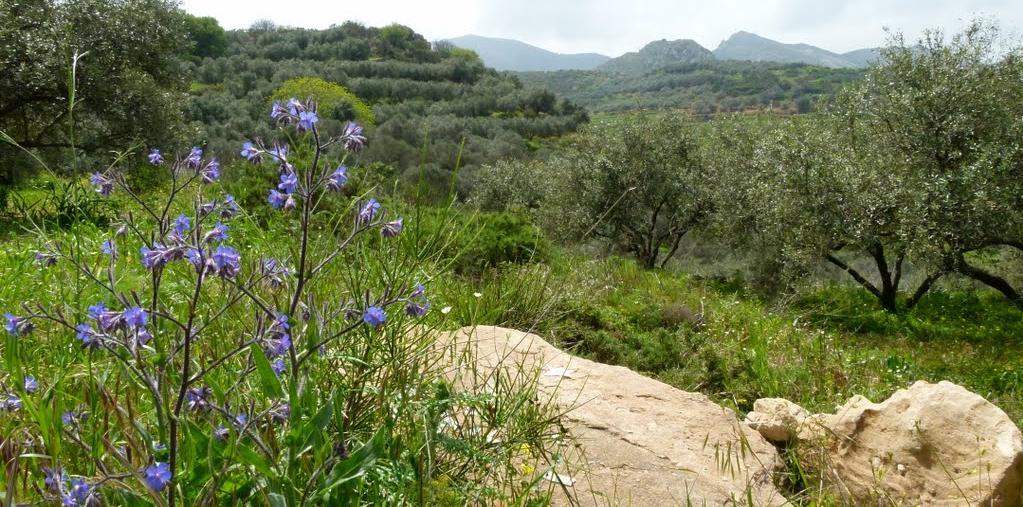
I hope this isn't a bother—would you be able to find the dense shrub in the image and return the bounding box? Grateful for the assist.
[271,77,375,126]
[418,209,550,274]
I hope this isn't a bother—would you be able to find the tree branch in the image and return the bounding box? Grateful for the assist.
[826,252,882,299]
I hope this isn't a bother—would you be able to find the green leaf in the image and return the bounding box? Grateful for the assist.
[268,493,287,507]
[236,443,273,477]
[251,346,284,399]
[313,427,387,503]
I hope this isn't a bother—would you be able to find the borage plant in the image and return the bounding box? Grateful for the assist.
[0,98,447,505]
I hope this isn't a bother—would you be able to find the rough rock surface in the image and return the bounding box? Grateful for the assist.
[447,326,785,506]
[744,398,811,443]
[746,381,1023,506]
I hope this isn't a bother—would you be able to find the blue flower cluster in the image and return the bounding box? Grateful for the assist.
[74,302,151,350]
[2,93,441,504]
[43,466,94,506]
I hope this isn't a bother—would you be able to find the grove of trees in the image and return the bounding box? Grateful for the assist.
[475,21,1023,312]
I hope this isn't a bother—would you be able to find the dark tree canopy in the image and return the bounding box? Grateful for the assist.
[184,14,228,59]
[0,0,189,182]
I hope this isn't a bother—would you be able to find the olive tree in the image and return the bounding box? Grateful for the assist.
[474,114,713,269]
[707,114,932,312]
[840,21,1023,308]
[709,21,1023,312]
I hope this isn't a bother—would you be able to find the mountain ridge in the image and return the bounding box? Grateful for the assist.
[445,34,610,71]
[598,39,715,73]
[712,31,863,69]
[448,32,878,73]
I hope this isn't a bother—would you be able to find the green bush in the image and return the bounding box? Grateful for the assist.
[431,210,550,274]
[272,76,375,126]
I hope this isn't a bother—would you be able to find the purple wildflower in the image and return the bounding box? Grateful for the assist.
[283,194,297,211]
[75,324,98,348]
[65,478,93,506]
[362,306,386,328]
[270,100,285,121]
[278,172,298,194]
[287,98,303,115]
[43,466,67,492]
[213,425,229,440]
[381,218,403,238]
[136,328,153,346]
[271,358,286,376]
[140,243,174,269]
[270,144,288,163]
[96,310,122,334]
[186,147,203,169]
[268,189,288,209]
[269,402,290,423]
[4,313,31,336]
[211,246,240,278]
[173,214,191,240]
[123,307,148,330]
[406,299,430,317]
[211,423,228,439]
[2,393,21,411]
[185,386,212,412]
[101,239,116,258]
[341,122,367,152]
[406,284,430,317]
[205,222,229,243]
[326,165,348,191]
[233,413,248,429]
[261,258,290,287]
[297,111,318,132]
[87,303,106,320]
[35,251,58,267]
[90,172,113,197]
[274,313,290,332]
[148,149,164,165]
[184,248,205,273]
[199,200,217,216]
[23,375,38,393]
[143,462,171,492]
[264,333,291,359]
[201,159,220,183]
[358,199,380,224]
[240,141,261,163]
[221,194,240,219]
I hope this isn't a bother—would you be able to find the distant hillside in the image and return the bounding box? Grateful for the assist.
[446,34,610,71]
[515,61,863,114]
[713,31,861,68]
[599,39,714,74]
[840,48,882,67]
[186,23,588,200]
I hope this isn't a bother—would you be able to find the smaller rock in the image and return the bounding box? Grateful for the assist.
[764,382,1023,506]
[744,398,811,443]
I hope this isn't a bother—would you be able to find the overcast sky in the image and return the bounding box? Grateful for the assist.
[179,0,1023,57]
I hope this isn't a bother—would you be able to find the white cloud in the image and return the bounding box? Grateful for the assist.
[180,0,1023,56]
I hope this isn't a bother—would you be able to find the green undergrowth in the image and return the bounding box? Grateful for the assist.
[438,253,1023,426]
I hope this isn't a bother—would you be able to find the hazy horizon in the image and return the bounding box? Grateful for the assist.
[180,0,1022,57]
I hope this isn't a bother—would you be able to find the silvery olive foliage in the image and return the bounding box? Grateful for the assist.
[709,20,1023,311]
[473,114,714,269]
[838,20,1023,308]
